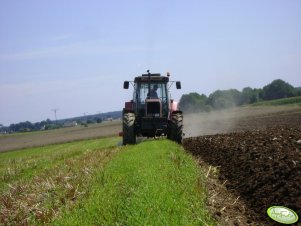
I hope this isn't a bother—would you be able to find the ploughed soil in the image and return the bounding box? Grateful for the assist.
[183,107,301,225]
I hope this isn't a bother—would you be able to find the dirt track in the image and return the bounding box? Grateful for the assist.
[0,121,121,152]
[183,106,301,225]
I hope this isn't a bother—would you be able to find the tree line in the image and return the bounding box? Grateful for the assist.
[0,116,103,134]
[179,79,301,113]
[0,111,123,134]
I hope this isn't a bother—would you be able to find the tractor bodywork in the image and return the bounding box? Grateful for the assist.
[122,71,183,145]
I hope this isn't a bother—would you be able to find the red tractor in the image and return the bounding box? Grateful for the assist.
[122,71,183,145]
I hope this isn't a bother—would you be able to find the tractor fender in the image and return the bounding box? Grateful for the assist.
[170,100,178,112]
[125,101,134,111]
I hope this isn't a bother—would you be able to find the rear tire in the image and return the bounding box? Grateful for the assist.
[168,112,183,144]
[123,112,136,145]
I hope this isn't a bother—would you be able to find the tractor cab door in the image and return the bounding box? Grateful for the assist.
[135,82,169,117]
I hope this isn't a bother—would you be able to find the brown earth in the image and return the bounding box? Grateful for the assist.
[183,106,301,226]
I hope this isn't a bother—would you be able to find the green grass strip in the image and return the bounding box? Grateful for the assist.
[56,139,215,225]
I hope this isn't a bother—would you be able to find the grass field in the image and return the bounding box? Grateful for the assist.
[0,136,120,225]
[0,137,215,225]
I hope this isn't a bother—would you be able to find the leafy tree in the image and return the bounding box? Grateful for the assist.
[179,92,209,113]
[261,79,296,100]
[87,119,94,124]
[295,87,301,96]
[8,121,33,132]
[208,89,242,109]
[241,87,261,104]
[178,78,299,113]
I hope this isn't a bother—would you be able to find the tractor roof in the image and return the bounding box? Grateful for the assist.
[134,73,169,83]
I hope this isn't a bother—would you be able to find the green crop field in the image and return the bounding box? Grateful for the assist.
[251,96,301,106]
[0,137,215,225]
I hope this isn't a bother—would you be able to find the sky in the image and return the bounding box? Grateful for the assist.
[0,0,300,126]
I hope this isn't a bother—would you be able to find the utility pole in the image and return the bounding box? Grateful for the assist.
[82,112,88,123]
[97,111,103,120]
[51,108,59,124]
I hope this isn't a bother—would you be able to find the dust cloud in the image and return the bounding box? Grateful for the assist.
[183,105,299,137]
[183,108,241,137]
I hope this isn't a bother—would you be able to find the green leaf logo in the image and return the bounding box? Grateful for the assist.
[267,206,299,224]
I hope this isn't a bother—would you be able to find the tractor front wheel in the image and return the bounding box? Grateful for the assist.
[123,112,136,145]
[168,112,183,144]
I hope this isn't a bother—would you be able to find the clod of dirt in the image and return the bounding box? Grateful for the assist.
[183,126,301,226]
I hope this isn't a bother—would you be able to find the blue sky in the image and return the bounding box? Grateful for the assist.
[0,0,300,125]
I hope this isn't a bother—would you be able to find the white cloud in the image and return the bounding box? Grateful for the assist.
[0,40,146,61]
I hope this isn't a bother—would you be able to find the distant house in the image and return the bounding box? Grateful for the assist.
[63,121,78,127]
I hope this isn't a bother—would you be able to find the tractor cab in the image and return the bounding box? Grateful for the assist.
[134,75,169,118]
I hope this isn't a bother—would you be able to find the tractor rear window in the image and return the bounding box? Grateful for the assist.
[137,83,164,101]
[135,82,169,117]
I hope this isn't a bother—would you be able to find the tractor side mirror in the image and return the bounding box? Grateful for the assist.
[176,81,181,89]
[123,81,129,89]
